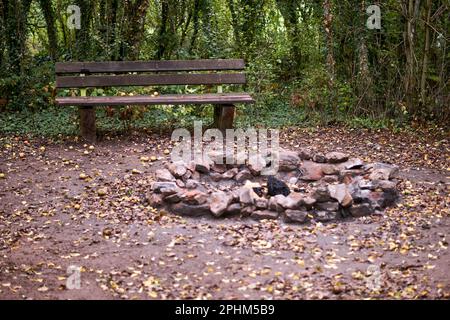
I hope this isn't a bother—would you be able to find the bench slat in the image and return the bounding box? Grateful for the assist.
[56,59,245,74]
[56,93,254,106]
[56,73,246,88]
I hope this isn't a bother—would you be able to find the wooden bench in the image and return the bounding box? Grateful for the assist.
[55,59,254,141]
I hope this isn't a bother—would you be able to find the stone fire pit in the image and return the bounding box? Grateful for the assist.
[147,148,400,224]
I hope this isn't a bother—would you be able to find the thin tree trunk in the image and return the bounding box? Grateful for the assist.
[227,0,241,49]
[75,0,94,61]
[157,0,169,59]
[189,0,201,54]
[323,0,336,114]
[5,0,32,74]
[356,0,374,116]
[39,0,58,61]
[55,0,68,51]
[420,0,432,104]
[402,0,421,113]
[0,0,6,69]
[123,0,150,60]
[276,0,302,75]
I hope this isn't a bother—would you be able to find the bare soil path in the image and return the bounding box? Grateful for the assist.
[0,127,448,299]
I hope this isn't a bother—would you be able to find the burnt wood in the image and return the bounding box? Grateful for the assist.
[56,59,245,74]
[56,93,254,106]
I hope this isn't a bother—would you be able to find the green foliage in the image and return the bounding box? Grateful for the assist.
[0,0,448,137]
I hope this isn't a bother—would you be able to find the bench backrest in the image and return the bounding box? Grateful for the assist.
[55,59,246,89]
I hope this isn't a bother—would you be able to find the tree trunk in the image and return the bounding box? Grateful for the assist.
[5,0,32,75]
[122,0,150,60]
[356,0,374,116]
[402,0,421,113]
[323,0,336,113]
[75,0,94,60]
[420,0,432,105]
[157,0,170,59]
[227,0,241,49]
[189,0,201,54]
[0,0,6,69]
[276,0,303,75]
[39,0,58,61]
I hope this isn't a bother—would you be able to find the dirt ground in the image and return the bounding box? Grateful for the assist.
[0,127,448,300]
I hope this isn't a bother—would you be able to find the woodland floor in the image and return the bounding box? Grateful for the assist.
[0,126,448,300]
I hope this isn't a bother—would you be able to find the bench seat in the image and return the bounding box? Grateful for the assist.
[56,93,254,106]
[55,59,253,141]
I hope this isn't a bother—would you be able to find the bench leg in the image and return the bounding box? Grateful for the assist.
[79,106,96,142]
[213,104,235,131]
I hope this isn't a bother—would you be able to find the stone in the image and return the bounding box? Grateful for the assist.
[278,192,304,209]
[325,152,349,163]
[375,179,397,190]
[235,151,248,165]
[297,148,313,160]
[241,205,256,216]
[255,197,268,209]
[243,180,262,189]
[185,179,200,189]
[349,203,373,217]
[170,203,211,217]
[339,169,363,184]
[311,186,331,202]
[267,176,290,196]
[342,158,364,170]
[147,193,163,207]
[314,210,338,222]
[278,148,300,171]
[268,195,285,212]
[194,160,210,174]
[251,210,279,220]
[366,163,399,180]
[226,203,242,215]
[315,201,339,212]
[211,164,227,173]
[151,181,178,194]
[156,169,175,182]
[313,153,326,163]
[288,177,298,185]
[299,161,324,181]
[238,186,259,205]
[191,171,201,181]
[321,175,339,184]
[164,192,184,203]
[358,179,376,190]
[369,169,395,181]
[209,191,232,217]
[222,168,239,179]
[371,190,398,209]
[235,169,253,183]
[284,209,308,223]
[207,150,225,164]
[183,190,208,205]
[167,161,187,178]
[248,154,267,176]
[210,172,223,182]
[303,196,316,209]
[328,183,353,207]
[252,186,264,197]
[321,164,339,175]
[359,179,397,191]
[181,169,192,181]
[175,179,185,188]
